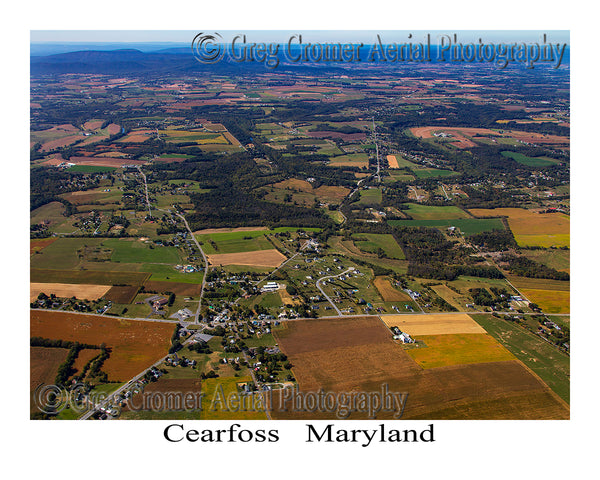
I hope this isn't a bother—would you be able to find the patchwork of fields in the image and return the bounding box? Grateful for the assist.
[469,207,570,247]
[272,316,569,419]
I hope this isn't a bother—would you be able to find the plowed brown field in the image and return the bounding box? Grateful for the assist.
[30,310,174,382]
[271,316,568,419]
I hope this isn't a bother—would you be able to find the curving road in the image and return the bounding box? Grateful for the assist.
[315,267,355,316]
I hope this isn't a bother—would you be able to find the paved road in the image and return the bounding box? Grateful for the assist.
[315,268,355,316]
[136,166,152,218]
[174,211,209,323]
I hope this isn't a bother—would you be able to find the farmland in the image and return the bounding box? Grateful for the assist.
[30,282,111,302]
[401,204,471,220]
[351,233,405,259]
[473,314,570,402]
[406,333,515,368]
[272,316,569,419]
[207,249,287,268]
[468,208,570,247]
[30,310,174,381]
[381,313,487,336]
[30,48,570,422]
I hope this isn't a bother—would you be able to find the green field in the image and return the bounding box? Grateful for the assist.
[196,227,319,254]
[158,153,194,159]
[352,233,405,259]
[412,168,458,178]
[103,238,182,264]
[521,249,570,272]
[30,201,67,227]
[401,204,471,220]
[30,268,149,285]
[389,217,506,235]
[355,188,382,205]
[472,314,570,403]
[30,238,105,269]
[501,151,559,167]
[67,165,117,173]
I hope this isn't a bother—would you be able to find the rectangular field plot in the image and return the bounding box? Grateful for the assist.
[30,268,149,286]
[207,249,286,268]
[103,238,182,264]
[30,282,111,302]
[381,313,487,336]
[521,289,570,314]
[406,333,515,369]
[402,204,471,220]
[352,233,405,259]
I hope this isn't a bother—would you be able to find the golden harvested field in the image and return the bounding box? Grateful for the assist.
[381,313,486,336]
[30,282,112,302]
[30,310,174,382]
[207,249,286,267]
[387,154,400,168]
[407,333,515,369]
[521,289,570,314]
[373,276,412,302]
[468,207,570,247]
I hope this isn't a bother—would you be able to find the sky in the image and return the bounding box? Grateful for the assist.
[30,30,570,45]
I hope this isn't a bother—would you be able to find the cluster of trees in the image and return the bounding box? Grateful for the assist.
[468,229,517,251]
[168,323,184,354]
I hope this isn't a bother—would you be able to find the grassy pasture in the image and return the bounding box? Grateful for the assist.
[30,201,67,227]
[501,151,559,167]
[472,314,570,403]
[355,188,382,205]
[412,168,459,179]
[67,165,117,173]
[521,249,570,272]
[352,233,405,259]
[30,238,105,269]
[102,238,181,264]
[402,204,471,220]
